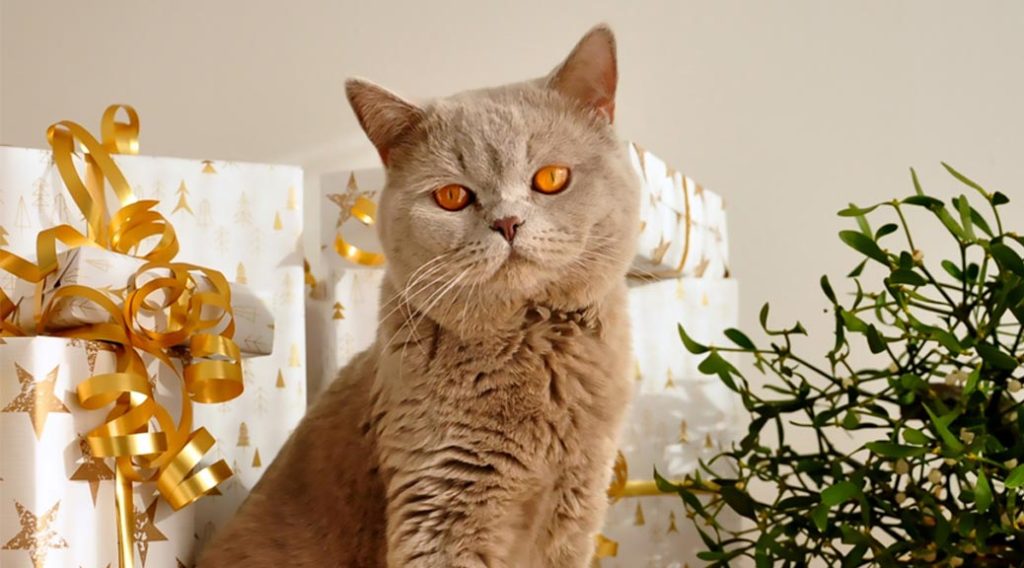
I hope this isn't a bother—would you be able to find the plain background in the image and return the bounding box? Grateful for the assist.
[4,0,1024,443]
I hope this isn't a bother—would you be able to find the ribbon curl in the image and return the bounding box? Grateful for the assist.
[0,105,243,568]
[335,195,385,266]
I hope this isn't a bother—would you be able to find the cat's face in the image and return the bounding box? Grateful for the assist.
[348,26,639,329]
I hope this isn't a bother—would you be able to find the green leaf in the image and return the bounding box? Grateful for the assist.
[811,504,829,532]
[910,168,923,196]
[847,259,867,278]
[839,230,889,265]
[924,405,965,453]
[941,260,964,281]
[993,191,1010,205]
[759,303,770,329]
[821,481,862,507]
[934,207,965,238]
[990,242,1024,276]
[820,275,837,304]
[956,196,976,240]
[889,269,926,286]
[724,328,755,350]
[942,162,989,198]
[1006,465,1024,488]
[865,442,928,458]
[875,223,899,239]
[865,325,886,354]
[698,350,739,392]
[842,411,860,430]
[976,342,1019,371]
[969,206,994,237]
[902,428,930,445]
[838,203,881,217]
[720,485,758,520]
[839,309,869,333]
[653,469,681,493]
[963,366,981,396]
[975,470,992,513]
[677,324,709,354]
[903,195,944,208]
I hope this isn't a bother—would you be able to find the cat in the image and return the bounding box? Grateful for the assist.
[199,24,640,568]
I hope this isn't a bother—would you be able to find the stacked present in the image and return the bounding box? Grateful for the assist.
[0,107,306,568]
[306,143,741,566]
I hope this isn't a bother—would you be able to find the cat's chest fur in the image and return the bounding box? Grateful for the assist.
[374,301,633,473]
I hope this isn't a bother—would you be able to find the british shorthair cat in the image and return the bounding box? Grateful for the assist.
[200,24,640,567]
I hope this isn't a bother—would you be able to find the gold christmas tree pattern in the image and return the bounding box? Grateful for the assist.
[70,437,115,506]
[134,499,168,567]
[2,364,70,439]
[2,500,69,568]
[173,181,194,215]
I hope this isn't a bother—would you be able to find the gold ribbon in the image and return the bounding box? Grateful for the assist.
[594,533,619,559]
[606,450,720,502]
[334,195,385,266]
[0,105,242,568]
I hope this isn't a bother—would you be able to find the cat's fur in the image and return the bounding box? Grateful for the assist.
[199,25,640,568]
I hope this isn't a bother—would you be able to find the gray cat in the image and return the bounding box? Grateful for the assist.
[200,24,640,568]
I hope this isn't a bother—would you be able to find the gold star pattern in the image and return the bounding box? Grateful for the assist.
[2,364,69,439]
[2,500,68,568]
[135,499,168,567]
[693,256,711,278]
[70,437,115,506]
[327,173,378,228]
[650,236,671,266]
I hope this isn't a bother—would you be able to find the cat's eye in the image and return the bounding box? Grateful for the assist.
[433,184,474,211]
[532,165,571,194]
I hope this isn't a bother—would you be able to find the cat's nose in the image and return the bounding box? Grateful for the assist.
[490,216,523,243]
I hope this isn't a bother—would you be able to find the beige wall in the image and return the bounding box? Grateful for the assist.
[4,0,1024,376]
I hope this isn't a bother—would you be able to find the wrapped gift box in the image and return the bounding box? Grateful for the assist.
[9,247,274,355]
[628,143,729,279]
[598,277,744,568]
[0,337,194,568]
[0,135,307,563]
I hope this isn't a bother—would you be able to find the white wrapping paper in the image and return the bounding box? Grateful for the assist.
[0,337,194,568]
[628,143,730,279]
[598,277,744,568]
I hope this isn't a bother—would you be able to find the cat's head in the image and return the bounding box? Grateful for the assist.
[346,25,639,331]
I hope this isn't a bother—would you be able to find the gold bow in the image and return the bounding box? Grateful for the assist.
[334,195,385,266]
[0,105,243,568]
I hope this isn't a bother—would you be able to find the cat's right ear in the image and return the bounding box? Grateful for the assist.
[346,78,424,165]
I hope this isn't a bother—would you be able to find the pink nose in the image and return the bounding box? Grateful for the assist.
[490,216,523,243]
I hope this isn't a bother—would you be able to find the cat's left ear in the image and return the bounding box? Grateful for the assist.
[346,78,425,165]
[546,24,618,123]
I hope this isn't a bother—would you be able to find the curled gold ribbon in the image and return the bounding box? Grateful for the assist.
[0,106,243,568]
[594,533,619,559]
[334,195,386,266]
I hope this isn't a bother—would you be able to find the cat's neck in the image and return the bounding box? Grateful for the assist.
[375,276,624,343]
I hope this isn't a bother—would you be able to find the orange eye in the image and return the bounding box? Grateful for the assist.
[532,165,571,194]
[433,184,473,211]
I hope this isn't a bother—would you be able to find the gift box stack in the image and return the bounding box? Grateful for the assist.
[0,107,306,568]
[306,142,742,566]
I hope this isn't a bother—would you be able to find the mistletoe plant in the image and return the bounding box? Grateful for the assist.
[669,165,1024,566]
